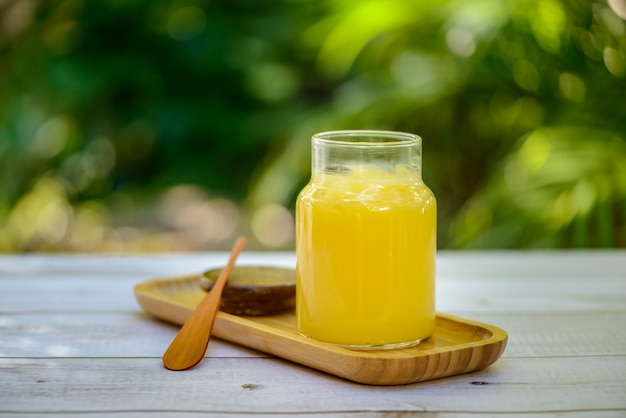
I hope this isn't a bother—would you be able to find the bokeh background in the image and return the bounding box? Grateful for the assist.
[1,0,625,252]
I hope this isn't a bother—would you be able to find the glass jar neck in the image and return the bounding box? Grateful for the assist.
[311,130,423,182]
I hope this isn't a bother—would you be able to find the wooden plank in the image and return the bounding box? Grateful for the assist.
[453,310,626,358]
[0,278,144,312]
[2,275,624,313]
[0,311,265,359]
[0,253,297,277]
[5,412,626,418]
[437,250,626,273]
[1,252,624,313]
[1,311,625,359]
[1,251,624,278]
[2,261,625,313]
[0,254,296,312]
[0,357,625,414]
[437,275,626,312]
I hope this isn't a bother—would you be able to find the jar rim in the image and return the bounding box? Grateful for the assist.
[313,130,420,146]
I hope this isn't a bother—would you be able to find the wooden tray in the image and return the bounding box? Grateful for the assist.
[134,273,508,385]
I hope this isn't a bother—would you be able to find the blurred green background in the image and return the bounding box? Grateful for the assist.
[1,0,625,252]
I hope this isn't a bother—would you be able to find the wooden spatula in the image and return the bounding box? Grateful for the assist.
[163,237,247,370]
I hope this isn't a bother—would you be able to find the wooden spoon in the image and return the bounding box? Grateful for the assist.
[163,237,247,371]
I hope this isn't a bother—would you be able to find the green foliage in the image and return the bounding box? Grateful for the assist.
[0,0,625,251]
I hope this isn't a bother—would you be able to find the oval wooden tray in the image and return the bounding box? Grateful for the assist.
[134,272,508,385]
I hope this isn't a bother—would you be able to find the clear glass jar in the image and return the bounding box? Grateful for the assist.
[295,130,437,350]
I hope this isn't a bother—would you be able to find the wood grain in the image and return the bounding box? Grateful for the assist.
[3,251,626,313]
[2,251,625,417]
[1,357,625,414]
[1,311,624,358]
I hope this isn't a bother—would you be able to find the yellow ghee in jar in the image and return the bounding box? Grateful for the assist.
[296,167,436,348]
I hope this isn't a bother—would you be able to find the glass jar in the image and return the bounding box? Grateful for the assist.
[295,130,437,350]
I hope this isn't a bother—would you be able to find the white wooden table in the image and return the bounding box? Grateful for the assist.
[1,251,625,417]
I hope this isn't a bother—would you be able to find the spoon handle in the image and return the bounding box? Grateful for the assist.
[163,237,247,371]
